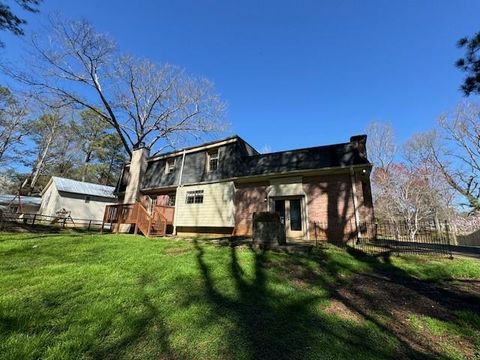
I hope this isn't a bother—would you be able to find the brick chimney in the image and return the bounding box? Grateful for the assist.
[350,134,367,160]
[124,143,149,205]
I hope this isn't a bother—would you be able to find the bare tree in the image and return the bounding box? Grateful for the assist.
[21,111,64,193]
[365,121,397,215]
[0,86,29,165]
[3,18,227,158]
[365,121,396,169]
[369,121,455,239]
[415,102,480,212]
[373,162,447,240]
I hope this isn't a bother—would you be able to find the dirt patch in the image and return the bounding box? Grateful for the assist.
[164,247,191,256]
[324,299,364,323]
[330,272,480,358]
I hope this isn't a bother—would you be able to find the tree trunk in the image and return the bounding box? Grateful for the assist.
[24,131,55,195]
[81,150,92,182]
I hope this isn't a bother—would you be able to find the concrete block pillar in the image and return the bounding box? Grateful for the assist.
[124,144,149,205]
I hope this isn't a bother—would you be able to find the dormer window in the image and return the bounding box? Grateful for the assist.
[207,150,219,172]
[166,158,176,174]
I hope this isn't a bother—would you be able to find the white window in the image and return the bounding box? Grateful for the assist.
[185,190,204,204]
[166,158,176,174]
[207,150,219,172]
[168,194,176,206]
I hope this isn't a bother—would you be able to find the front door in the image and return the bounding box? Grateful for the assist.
[273,197,305,240]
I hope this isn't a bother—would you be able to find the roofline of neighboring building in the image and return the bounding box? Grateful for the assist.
[56,189,116,200]
[40,177,54,196]
[41,176,116,198]
[0,194,42,205]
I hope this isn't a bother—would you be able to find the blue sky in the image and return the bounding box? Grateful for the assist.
[1,0,480,153]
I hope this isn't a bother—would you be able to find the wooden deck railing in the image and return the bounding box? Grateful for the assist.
[103,203,138,224]
[153,205,175,224]
[102,202,174,237]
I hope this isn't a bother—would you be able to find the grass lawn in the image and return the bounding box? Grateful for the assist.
[1,232,479,360]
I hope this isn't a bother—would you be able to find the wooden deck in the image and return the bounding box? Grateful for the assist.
[102,202,175,237]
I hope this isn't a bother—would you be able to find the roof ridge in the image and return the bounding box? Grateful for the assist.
[249,141,351,157]
[52,176,115,189]
[147,135,242,160]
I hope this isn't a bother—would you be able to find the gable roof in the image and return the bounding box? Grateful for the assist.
[46,177,116,199]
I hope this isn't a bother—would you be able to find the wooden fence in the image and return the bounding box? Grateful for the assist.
[0,212,111,231]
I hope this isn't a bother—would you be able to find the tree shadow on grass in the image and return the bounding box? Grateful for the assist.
[191,239,436,360]
[344,247,480,312]
[300,246,480,358]
[91,292,176,360]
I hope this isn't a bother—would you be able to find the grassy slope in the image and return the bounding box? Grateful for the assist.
[0,232,479,360]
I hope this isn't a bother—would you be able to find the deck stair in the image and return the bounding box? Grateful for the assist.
[102,202,174,237]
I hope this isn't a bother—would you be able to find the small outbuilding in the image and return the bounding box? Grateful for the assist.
[0,194,42,214]
[39,177,117,221]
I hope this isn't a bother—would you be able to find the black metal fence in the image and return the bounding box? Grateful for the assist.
[313,219,455,257]
[0,212,111,232]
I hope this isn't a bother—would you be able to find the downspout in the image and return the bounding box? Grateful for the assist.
[350,168,361,242]
[178,150,186,186]
[173,150,186,235]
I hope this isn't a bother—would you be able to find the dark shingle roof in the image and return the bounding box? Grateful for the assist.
[240,141,369,176]
[116,134,370,192]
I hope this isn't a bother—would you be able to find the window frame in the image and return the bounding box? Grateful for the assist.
[185,190,204,204]
[166,157,176,174]
[207,149,219,172]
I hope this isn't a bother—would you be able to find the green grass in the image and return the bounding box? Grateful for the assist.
[409,311,480,360]
[0,232,479,360]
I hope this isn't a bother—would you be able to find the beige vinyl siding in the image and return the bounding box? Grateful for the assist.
[268,177,304,197]
[175,181,235,227]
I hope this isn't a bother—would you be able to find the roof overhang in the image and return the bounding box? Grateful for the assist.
[137,163,372,192]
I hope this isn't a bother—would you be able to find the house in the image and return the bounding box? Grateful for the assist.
[39,177,117,221]
[0,194,42,214]
[111,134,374,242]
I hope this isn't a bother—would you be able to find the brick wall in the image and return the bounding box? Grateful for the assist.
[231,170,374,242]
[233,182,269,236]
[303,174,354,242]
[303,172,372,242]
